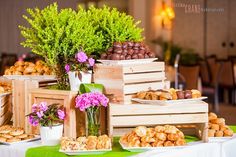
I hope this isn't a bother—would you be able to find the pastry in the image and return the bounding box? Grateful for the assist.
[140,142,152,147]
[136,91,147,99]
[215,130,224,137]
[155,132,167,141]
[9,128,24,136]
[208,129,216,137]
[209,112,217,121]
[16,134,28,139]
[175,139,186,146]
[86,136,98,150]
[168,88,177,100]
[6,137,21,143]
[164,125,178,134]
[0,125,12,134]
[176,91,185,99]
[154,126,165,133]
[151,141,164,147]
[128,139,140,147]
[220,125,229,131]
[184,90,192,99]
[2,134,13,139]
[176,130,185,139]
[134,126,147,137]
[167,133,179,141]
[191,89,201,98]
[141,136,155,143]
[14,61,25,66]
[96,135,111,149]
[211,118,225,125]
[224,129,234,137]
[0,136,7,142]
[159,92,172,100]
[146,128,155,137]
[210,124,220,131]
[164,141,174,147]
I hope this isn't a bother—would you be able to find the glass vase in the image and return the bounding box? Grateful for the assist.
[86,107,100,136]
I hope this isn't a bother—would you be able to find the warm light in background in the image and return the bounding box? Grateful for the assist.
[159,0,175,29]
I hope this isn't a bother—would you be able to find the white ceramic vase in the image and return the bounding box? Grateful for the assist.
[68,70,92,91]
[40,124,63,146]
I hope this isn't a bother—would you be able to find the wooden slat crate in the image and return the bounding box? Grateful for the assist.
[29,88,107,138]
[94,62,166,103]
[108,101,209,142]
[0,93,12,125]
[8,76,57,129]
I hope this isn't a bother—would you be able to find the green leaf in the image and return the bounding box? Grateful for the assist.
[79,83,104,94]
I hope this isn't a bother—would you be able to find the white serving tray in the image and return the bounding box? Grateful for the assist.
[0,135,40,145]
[131,97,208,105]
[119,141,186,153]
[208,134,236,142]
[97,58,158,65]
[59,148,112,155]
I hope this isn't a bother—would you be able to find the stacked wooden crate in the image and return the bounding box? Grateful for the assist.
[94,62,167,103]
[4,75,57,131]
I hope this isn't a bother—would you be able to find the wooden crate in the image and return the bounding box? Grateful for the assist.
[0,93,12,125]
[29,88,107,138]
[9,76,56,129]
[94,62,166,103]
[108,101,209,142]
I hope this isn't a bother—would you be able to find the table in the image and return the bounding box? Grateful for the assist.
[0,126,235,157]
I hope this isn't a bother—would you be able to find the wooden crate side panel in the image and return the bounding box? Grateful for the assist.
[123,72,166,84]
[123,81,164,94]
[93,65,123,80]
[110,102,208,115]
[0,111,12,125]
[122,62,165,73]
[111,113,208,127]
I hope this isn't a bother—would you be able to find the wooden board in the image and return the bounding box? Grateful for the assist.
[0,93,12,125]
[93,62,166,104]
[12,79,57,130]
[108,101,209,142]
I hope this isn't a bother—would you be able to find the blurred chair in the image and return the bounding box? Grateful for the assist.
[199,57,223,113]
[0,53,17,75]
[179,65,200,90]
[218,60,236,105]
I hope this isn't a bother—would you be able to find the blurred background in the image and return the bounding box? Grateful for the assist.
[0,0,235,123]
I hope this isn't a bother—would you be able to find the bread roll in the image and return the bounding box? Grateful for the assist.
[215,130,224,137]
[191,89,201,98]
[211,124,220,130]
[134,126,147,137]
[164,141,174,147]
[224,129,233,137]
[209,112,217,121]
[208,129,216,137]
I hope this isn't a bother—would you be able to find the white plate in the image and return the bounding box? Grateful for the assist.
[119,141,186,152]
[97,58,158,65]
[0,135,40,145]
[59,148,112,155]
[131,97,208,105]
[209,134,236,142]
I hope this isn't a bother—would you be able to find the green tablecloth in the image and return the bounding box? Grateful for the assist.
[26,126,236,157]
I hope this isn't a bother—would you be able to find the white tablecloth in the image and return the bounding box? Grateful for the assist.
[0,138,236,157]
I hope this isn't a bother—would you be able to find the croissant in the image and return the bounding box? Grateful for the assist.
[154,126,165,133]
[151,141,164,147]
[155,132,167,141]
[175,139,186,146]
[164,141,174,147]
[167,133,179,141]
[134,126,147,137]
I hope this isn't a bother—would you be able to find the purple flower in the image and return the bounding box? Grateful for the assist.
[76,51,88,63]
[32,104,38,112]
[75,92,109,111]
[57,109,65,120]
[88,58,95,66]
[39,102,48,112]
[65,64,70,73]
[28,115,39,126]
[36,111,44,119]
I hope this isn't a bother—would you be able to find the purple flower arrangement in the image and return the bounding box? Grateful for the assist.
[27,102,65,127]
[65,51,95,73]
[75,92,109,111]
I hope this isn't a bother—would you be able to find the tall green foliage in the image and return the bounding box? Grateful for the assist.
[19,3,143,89]
[87,6,143,52]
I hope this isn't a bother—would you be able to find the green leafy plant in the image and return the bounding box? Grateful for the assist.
[19,3,104,89]
[87,5,144,53]
[19,3,144,89]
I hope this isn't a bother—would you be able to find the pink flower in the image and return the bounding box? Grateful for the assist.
[36,111,44,119]
[88,58,95,66]
[76,51,88,63]
[65,64,70,73]
[57,109,65,120]
[39,102,48,112]
[28,115,39,126]
[32,104,38,112]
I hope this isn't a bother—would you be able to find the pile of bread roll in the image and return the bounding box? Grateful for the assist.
[0,125,35,143]
[208,112,234,137]
[60,135,112,151]
[120,125,186,147]
[4,60,52,75]
[134,88,201,100]
[0,82,11,94]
